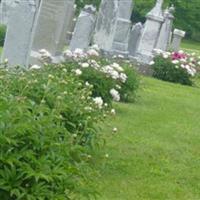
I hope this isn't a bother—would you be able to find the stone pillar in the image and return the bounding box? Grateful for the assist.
[30,0,75,60]
[136,0,164,64]
[70,5,96,51]
[156,5,175,51]
[1,0,41,67]
[111,0,133,55]
[171,29,186,52]
[128,22,143,57]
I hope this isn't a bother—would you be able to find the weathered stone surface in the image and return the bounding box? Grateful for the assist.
[136,0,164,64]
[156,5,175,51]
[70,5,96,51]
[128,22,143,57]
[171,28,186,51]
[2,0,40,67]
[94,0,118,52]
[94,0,133,55]
[112,0,133,55]
[0,0,15,25]
[30,0,75,58]
[66,4,76,45]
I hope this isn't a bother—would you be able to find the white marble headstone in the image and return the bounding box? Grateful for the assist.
[30,0,75,59]
[2,0,41,67]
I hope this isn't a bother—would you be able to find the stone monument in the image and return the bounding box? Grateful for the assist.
[111,0,133,55]
[70,5,96,51]
[171,29,186,51]
[30,0,75,61]
[156,5,175,51]
[0,0,15,25]
[136,0,164,64]
[128,22,143,58]
[2,0,41,67]
[93,0,133,55]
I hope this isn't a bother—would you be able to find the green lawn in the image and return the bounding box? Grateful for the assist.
[181,40,200,55]
[97,77,200,200]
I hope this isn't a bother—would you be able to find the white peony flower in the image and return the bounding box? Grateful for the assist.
[81,62,89,68]
[87,49,99,57]
[172,60,179,64]
[178,50,184,54]
[162,53,169,59]
[63,50,73,58]
[112,127,118,133]
[118,54,124,58]
[111,109,116,115]
[111,63,124,72]
[149,61,155,65]
[91,44,99,51]
[119,73,127,83]
[110,89,120,102]
[75,69,82,76]
[93,97,103,109]
[30,65,41,70]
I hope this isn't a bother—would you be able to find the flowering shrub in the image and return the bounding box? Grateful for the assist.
[0,64,108,199]
[151,49,200,85]
[36,47,139,105]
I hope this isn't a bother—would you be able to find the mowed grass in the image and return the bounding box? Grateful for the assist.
[181,40,200,55]
[96,77,200,200]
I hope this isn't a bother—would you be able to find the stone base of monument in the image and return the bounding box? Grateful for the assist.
[129,56,153,76]
[135,52,154,65]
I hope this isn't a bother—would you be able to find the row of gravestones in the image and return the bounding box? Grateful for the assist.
[0,0,186,68]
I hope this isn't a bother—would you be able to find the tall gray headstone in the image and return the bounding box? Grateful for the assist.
[94,0,133,55]
[156,5,175,51]
[136,0,164,64]
[30,0,75,59]
[94,0,118,52]
[111,0,133,55]
[0,0,15,25]
[171,29,186,51]
[2,0,41,67]
[70,5,96,51]
[128,22,143,57]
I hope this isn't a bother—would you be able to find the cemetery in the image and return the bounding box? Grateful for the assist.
[0,0,199,199]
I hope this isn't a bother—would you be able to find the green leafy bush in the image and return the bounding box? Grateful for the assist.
[151,50,199,86]
[152,56,192,85]
[0,25,6,46]
[0,64,107,199]
[60,50,139,105]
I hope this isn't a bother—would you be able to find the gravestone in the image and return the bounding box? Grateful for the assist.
[70,5,96,51]
[2,0,41,67]
[111,0,133,55]
[156,5,175,51]
[0,0,15,25]
[94,0,133,55]
[171,29,186,51]
[93,0,119,52]
[30,0,75,62]
[128,22,143,57]
[66,5,76,45]
[136,0,164,64]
